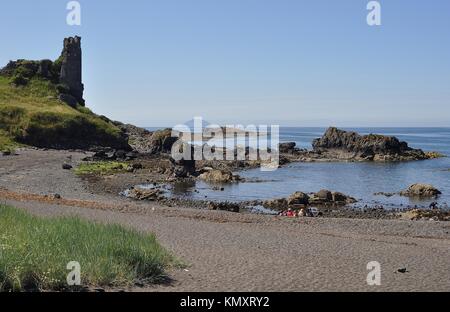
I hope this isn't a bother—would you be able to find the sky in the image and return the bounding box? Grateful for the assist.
[1,0,450,127]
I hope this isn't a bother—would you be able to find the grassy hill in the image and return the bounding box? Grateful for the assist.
[0,64,129,152]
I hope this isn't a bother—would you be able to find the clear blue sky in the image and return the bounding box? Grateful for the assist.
[1,0,449,127]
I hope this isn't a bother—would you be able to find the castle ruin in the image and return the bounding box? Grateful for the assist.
[59,36,84,105]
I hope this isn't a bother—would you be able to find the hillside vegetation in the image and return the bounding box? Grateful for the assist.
[0,62,128,151]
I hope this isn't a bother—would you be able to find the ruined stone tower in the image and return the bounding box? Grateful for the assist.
[60,36,84,105]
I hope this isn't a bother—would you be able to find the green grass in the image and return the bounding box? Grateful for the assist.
[0,76,127,149]
[0,205,174,291]
[0,130,19,152]
[74,161,132,175]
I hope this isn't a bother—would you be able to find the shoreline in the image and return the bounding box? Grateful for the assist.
[1,148,450,291]
[1,147,448,220]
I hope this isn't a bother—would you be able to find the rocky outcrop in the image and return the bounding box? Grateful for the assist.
[263,190,357,210]
[117,123,154,153]
[311,127,428,161]
[149,128,178,154]
[400,184,442,198]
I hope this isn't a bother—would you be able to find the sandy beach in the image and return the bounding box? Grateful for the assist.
[1,149,449,292]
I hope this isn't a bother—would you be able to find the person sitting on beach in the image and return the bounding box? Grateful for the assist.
[298,208,306,217]
[286,208,295,217]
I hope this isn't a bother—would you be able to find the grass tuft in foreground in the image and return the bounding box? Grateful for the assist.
[0,205,174,291]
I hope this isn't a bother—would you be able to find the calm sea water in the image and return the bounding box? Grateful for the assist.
[147,127,450,209]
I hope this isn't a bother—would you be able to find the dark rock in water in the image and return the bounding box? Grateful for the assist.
[374,192,396,197]
[198,168,240,183]
[127,187,163,201]
[58,93,78,108]
[62,163,73,170]
[399,184,442,198]
[2,151,12,156]
[311,127,427,161]
[279,142,298,153]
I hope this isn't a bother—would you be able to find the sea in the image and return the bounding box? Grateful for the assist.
[146,127,450,209]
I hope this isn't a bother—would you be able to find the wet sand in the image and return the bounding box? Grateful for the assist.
[1,149,449,291]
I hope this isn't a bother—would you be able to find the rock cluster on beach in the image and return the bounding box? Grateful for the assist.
[399,209,450,221]
[263,190,357,210]
[83,148,137,161]
[208,201,240,213]
[126,186,164,201]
